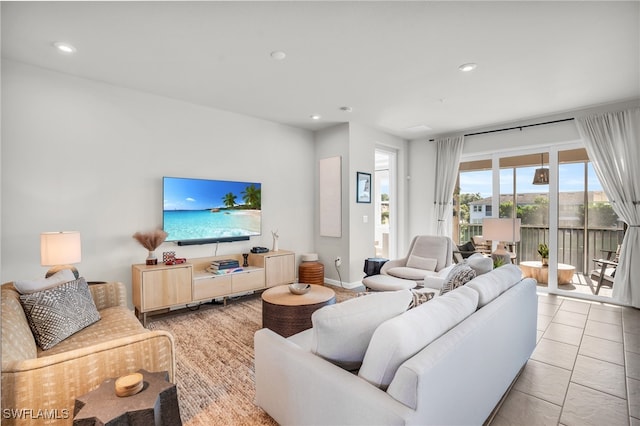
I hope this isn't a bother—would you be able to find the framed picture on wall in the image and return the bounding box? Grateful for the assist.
[357,172,371,203]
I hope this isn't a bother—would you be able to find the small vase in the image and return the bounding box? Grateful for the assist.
[146,251,158,265]
[541,257,548,266]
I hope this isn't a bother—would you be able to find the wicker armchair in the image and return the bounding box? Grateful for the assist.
[1,281,175,425]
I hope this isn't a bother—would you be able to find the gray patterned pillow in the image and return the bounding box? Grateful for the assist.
[20,277,101,350]
[409,289,435,309]
[440,264,476,296]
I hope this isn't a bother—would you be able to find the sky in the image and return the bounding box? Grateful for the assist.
[163,177,261,210]
[459,163,604,198]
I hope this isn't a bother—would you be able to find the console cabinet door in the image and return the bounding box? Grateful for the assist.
[265,254,295,287]
[141,266,192,310]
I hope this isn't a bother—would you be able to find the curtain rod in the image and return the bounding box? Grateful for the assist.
[429,117,575,142]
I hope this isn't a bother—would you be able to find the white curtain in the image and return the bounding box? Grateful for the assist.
[433,136,465,237]
[576,107,640,308]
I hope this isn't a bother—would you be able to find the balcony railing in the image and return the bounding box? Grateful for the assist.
[458,224,624,274]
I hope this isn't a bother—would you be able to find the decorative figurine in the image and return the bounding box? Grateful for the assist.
[272,230,279,252]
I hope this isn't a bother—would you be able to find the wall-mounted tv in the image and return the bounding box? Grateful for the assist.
[163,176,262,245]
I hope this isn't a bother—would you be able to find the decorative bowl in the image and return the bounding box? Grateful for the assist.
[289,283,311,295]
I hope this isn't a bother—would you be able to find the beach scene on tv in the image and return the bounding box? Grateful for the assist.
[163,177,262,241]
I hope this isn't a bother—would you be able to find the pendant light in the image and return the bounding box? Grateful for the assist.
[532,153,549,185]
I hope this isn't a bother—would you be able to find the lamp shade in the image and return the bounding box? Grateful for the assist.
[482,218,521,243]
[532,167,549,185]
[40,231,82,266]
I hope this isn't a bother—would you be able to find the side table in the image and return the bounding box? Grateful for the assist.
[519,260,576,285]
[262,284,336,337]
[73,370,181,426]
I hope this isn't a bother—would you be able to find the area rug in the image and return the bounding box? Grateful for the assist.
[147,285,357,425]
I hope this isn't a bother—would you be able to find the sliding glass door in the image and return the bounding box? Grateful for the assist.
[499,153,549,268]
[456,147,623,301]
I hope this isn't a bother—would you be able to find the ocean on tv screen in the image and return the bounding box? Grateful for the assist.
[163,209,261,241]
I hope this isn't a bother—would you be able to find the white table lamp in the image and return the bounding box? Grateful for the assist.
[41,231,82,278]
[482,218,521,264]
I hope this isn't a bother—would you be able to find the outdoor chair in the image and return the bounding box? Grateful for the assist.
[456,241,478,259]
[471,235,492,255]
[590,245,620,295]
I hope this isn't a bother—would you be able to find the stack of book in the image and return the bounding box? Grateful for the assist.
[209,259,240,272]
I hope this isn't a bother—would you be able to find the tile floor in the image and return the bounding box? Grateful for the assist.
[490,293,640,426]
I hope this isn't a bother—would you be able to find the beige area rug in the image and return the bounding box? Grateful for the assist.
[148,285,358,425]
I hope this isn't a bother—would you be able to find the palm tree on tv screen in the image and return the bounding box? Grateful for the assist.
[222,192,237,208]
[241,184,261,209]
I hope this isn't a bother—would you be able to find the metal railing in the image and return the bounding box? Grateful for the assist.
[458,224,624,273]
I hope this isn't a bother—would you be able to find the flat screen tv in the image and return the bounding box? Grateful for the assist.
[163,176,262,245]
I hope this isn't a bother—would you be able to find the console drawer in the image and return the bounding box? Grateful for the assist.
[193,275,232,301]
[233,270,265,292]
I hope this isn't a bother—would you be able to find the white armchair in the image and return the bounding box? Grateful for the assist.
[379,235,454,287]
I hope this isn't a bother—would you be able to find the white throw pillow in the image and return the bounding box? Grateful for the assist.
[310,289,413,370]
[406,255,437,271]
[14,269,76,294]
[466,264,523,308]
[465,253,493,276]
[358,286,479,389]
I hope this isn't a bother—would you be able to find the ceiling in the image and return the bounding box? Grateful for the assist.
[2,1,639,140]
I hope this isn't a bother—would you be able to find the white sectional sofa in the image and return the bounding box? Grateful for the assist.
[254,265,537,425]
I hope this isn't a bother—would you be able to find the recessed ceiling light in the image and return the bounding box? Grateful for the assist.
[270,51,286,60]
[339,106,353,112]
[404,124,432,132]
[310,114,322,120]
[458,63,477,72]
[53,42,77,54]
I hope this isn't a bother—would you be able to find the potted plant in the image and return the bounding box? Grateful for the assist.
[537,243,549,266]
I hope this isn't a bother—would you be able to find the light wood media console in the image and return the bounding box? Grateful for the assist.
[132,250,295,325]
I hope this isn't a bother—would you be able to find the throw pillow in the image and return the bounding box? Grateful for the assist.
[310,289,413,370]
[440,263,476,296]
[465,253,493,276]
[406,255,437,271]
[408,288,435,309]
[458,241,476,253]
[14,269,76,294]
[19,277,101,350]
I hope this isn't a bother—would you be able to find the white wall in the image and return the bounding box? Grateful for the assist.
[313,124,352,287]
[407,140,438,238]
[1,60,316,302]
[458,98,640,157]
[313,123,407,287]
[348,123,407,280]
